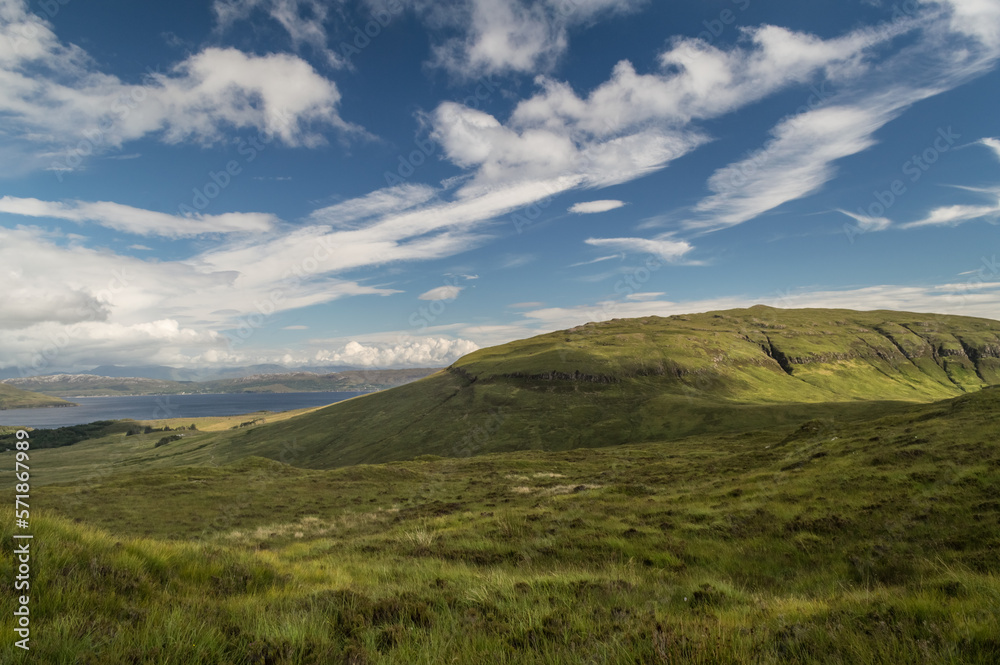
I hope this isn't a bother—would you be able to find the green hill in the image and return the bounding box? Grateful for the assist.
[0,383,75,410]
[201,306,1000,469]
[9,385,1000,663]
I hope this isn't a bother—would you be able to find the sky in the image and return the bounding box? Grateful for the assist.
[1,0,999,375]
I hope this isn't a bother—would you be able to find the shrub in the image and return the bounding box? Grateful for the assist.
[154,435,183,448]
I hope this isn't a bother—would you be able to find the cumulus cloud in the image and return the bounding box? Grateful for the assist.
[313,338,479,367]
[419,285,464,300]
[0,287,109,330]
[422,13,937,253]
[0,319,228,375]
[0,196,278,237]
[922,0,1000,49]
[431,100,708,197]
[0,225,395,335]
[416,0,644,77]
[0,1,359,172]
[568,200,626,214]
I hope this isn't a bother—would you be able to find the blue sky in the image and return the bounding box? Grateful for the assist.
[1,0,999,373]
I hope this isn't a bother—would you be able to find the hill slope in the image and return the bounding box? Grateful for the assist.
[0,383,75,410]
[191,307,1000,468]
[13,386,1000,663]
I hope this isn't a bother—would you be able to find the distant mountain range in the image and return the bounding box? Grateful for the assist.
[0,363,364,382]
[87,364,298,381]
[1,368,441,397]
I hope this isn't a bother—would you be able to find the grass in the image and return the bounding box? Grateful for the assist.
[0,384,75,410]
[6,406,334,487]
[3,386,999,663]
[3,307,999,662]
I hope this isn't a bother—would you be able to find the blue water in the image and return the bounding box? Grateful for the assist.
[0,392,366,428]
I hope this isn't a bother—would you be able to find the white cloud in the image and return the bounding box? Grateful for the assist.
[980,136,1000,161]
[430,101,708,196]
[419,285,464,300]
[213,0,345,68]
[0,287,108,330]
[313,338,479,367]
[308,185,439,229]
[0,1,359,171]
[569,199,626,214]
[422,13,932,251]
[195,176,587,299]
[3,0,999,374]
[585,236,693,262]
[900,199,1000,228]
[0,319,228,374]
[837,209,892,233]
[569,254,621,267]
[509,281,1000,335]
[922,0,1000,49]
[0,196,277,237]
[282,325,309,330]
[0,225,396,336]
[626,292,665,301]
[896,138,1000,229]
[418,0,644,78]
[508,21,914,140]
[688,104,903,230]
[679,14,999,231]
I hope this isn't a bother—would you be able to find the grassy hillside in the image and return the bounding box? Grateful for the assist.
[0,383,75,410]
[451,306,1000,397]
[5,386,999,663]
[187,307,1000,469]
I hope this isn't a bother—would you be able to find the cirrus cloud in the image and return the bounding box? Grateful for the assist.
[0,196,278,237]
[569,200,626,214]
[419,285,464,300]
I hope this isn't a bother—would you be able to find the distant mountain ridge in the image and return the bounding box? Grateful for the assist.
[0,363,395,382]
[2,368,440,397]
[80,363,358,382]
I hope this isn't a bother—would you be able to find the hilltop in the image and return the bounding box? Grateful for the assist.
[0,383,75,410]
[200,306,1000,469]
